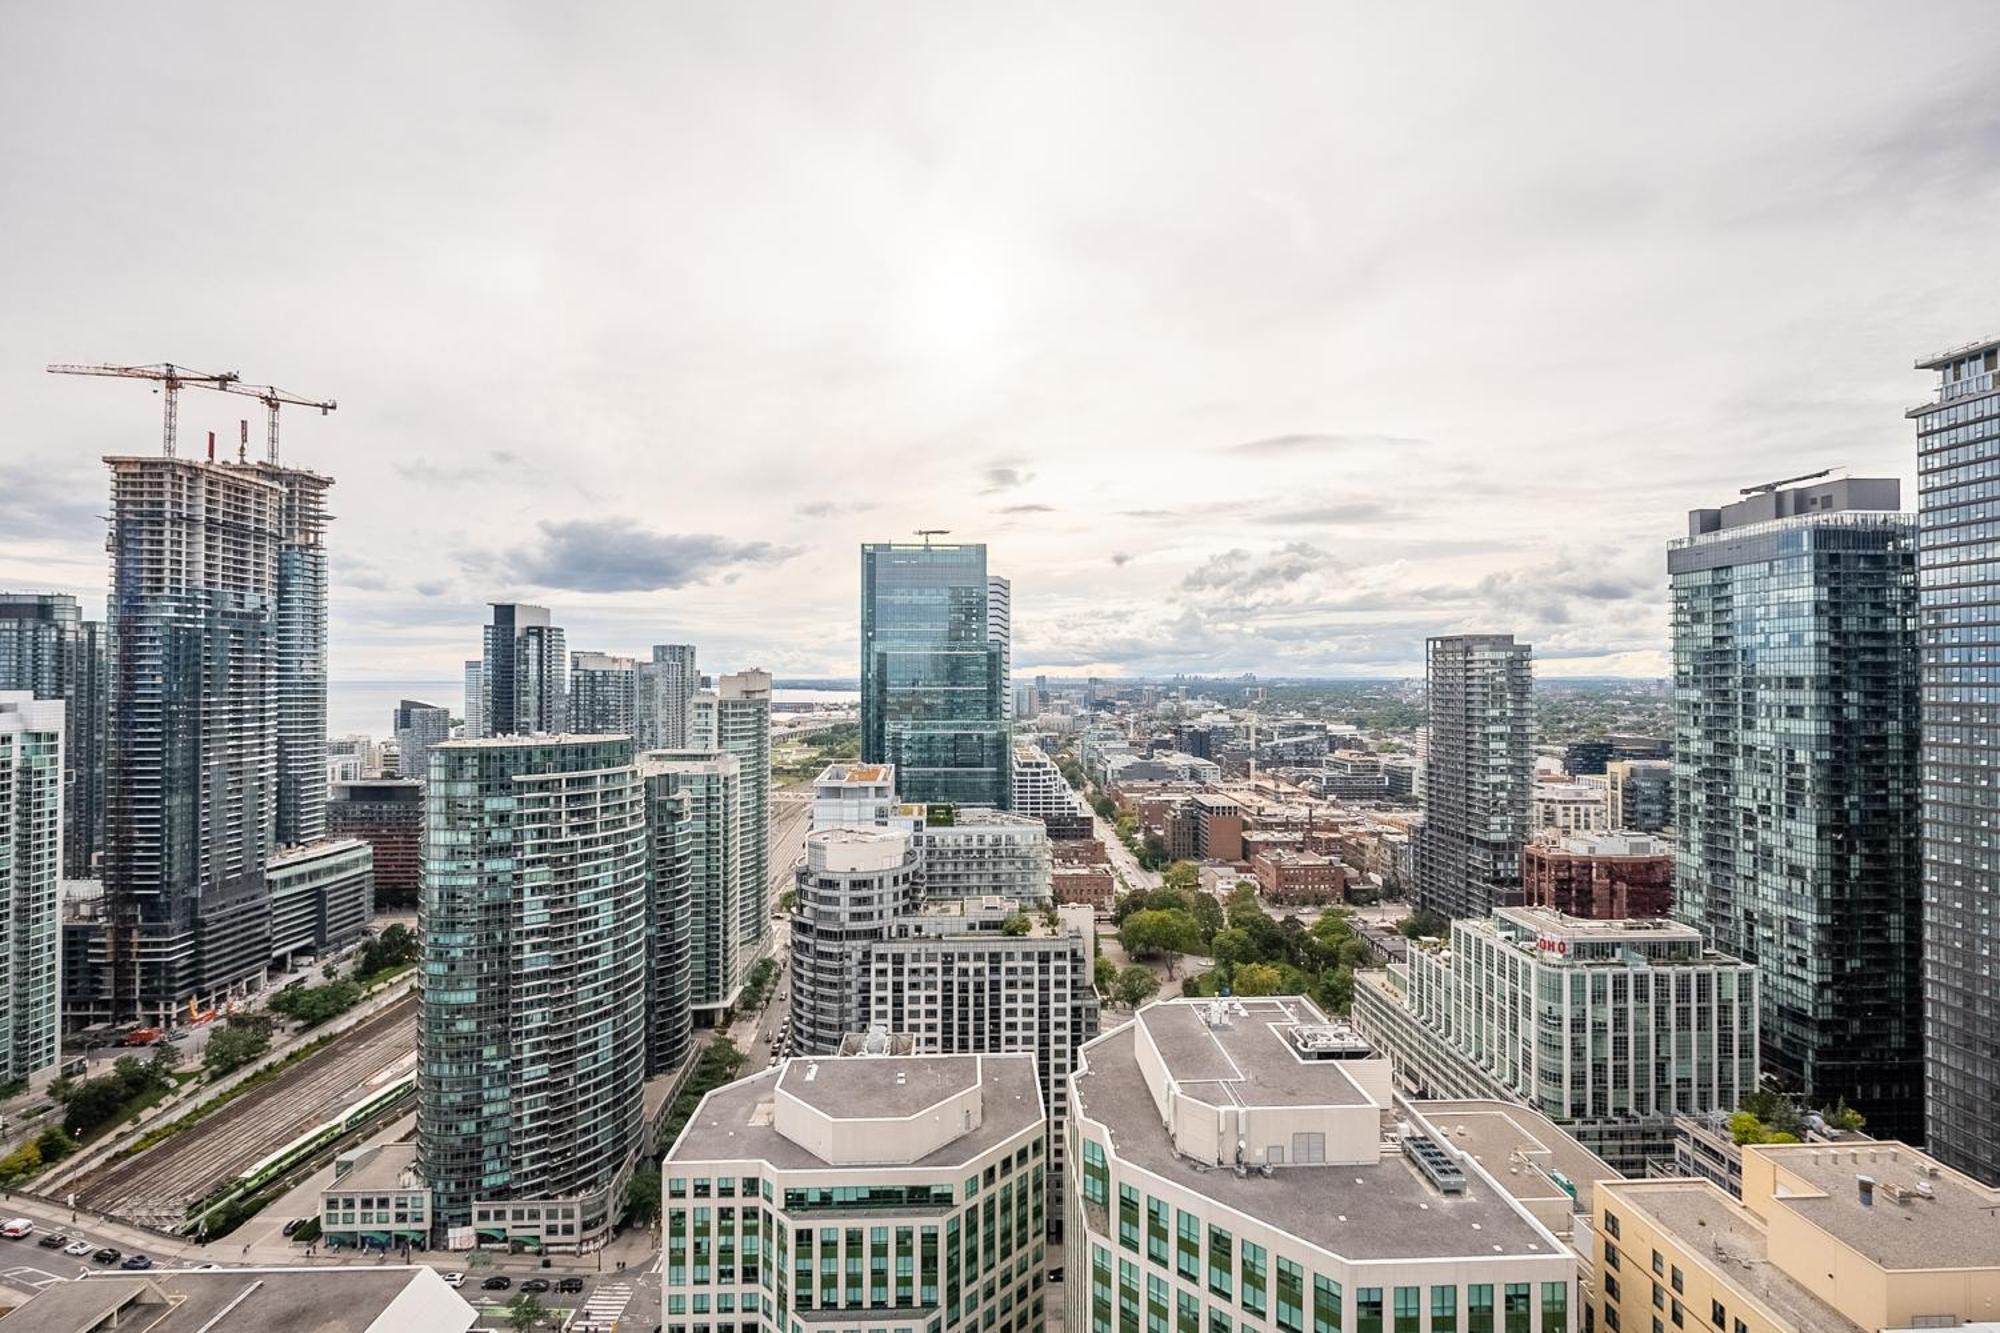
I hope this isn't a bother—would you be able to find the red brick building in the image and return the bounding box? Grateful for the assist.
[1251,849,1347,905]
[1521,832,1674,919]
[328,778,423,909]
[1053,865,1117,911]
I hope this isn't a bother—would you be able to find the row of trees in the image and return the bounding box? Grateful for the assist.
[1182,884,1373,1016]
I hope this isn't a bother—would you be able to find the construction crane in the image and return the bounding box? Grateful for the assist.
[914,528,951,547]
[46,362,240,458]
[197,379,337,465]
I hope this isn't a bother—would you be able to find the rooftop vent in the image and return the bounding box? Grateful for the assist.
[1404,1135,1467,1194]
[1290,1023,1373,1060]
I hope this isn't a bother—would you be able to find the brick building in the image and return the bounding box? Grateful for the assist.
[1251,848,1347,904]
[328,778,423,909]
[1521,831,1673,919]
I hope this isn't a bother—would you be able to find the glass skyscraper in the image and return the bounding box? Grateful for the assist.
[1670,476,1922,1140]
[1411,634,1532,920]
[480,603,567,736]
[1915,339,2000,1183]
[419,734,649,1249]
[0,593,105,878]
[859,541,1008,808]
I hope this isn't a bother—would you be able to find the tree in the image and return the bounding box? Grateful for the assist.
[1094,955,1119,997]
[1397,909,1447,940]
[1825,1099,1866,1133]
[1137,832,1169,870]
[1115,965,1160,1008]
[625,1158,662,1225]
[1231,963,1284,996]
[1161,861,1200,892]
[1000,912,1031,937]
[507,1293,549,1330]
[1090,793,1117,822]
[1312,967,1355,1015]
[34,1126,78,1165]
[204,1024,271,1077]
[1119,910,1206,974]
[357,923,419,979]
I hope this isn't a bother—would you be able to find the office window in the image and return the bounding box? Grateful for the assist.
[1178,1290,1201,1333]
[1504,1284,1529,1333]
[1393,1287,1420,1333]
[1708,1301,1723,1329]
[1356,1288,1383,1333]
[1147,1197,1170,1268]
[1432,1286,1457,1333]
[1468,1284,1494,1333]
[1210,1310,1233,1333]
[1313,1274,1342,1333]
[1207,1226,1232,1300]
[1176,1211,1200,1282]
[1119,1185,1141,1253]
[1276,1258,1304,1333]
[1540,1283,1566,1333]
[1240,1241,1267,1319]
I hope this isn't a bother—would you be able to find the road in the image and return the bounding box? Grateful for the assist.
[1094,813,1161,895]
[65,995,418,1230]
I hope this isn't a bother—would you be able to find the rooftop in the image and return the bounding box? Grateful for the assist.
[1075,1022,1565,1263]
[670,1053,1042,1172]
[1412,1100,1621,1222]
[328,1141,423,1194]
[0,1267,472,1333]
[1489,906,1701,944]
[1757,1141,2000,1271]
[1137,998,1371,1109]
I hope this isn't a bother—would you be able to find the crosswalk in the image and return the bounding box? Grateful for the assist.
[571,1280,633,1331]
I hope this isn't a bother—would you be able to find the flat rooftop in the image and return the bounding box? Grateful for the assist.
[779,1054,978,1120]
[1076,1024,1561,1263]
[329,1141,421,1193]
[1614,1182,1864,1333]
[1761,1143,2000,1271]
[1413,1100,1621,1219]
[671,1054,1041,1171]
[1139,998,1371,1109]
[8,1267,468,1332]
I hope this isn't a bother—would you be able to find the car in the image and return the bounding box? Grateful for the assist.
[556,1277,585,1294]
[481,1274,512,1290]
[91,1248,120,1265]
[37,1233,66,1249]
[1,1218,34,1239]
[441,1272,466,1288]
[281,1218,305,1238]
[189,1262,222,1271]
[63,1241,91,1257]
[520,1278,550,1294]
[120,1254,152,1270]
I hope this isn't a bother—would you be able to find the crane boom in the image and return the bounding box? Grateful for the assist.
[197,380,337,464]
[46,362,240,458]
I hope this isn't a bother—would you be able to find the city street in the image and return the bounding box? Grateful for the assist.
[1094,812,1162,895]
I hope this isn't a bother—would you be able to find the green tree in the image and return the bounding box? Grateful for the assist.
[1115,965,1160,1008]
[32,1126,76,1166]
[357,923,419,979]
[203,1023,271,1077]
[1137,832,1169,870]
[1397,909,1447,940]
[1231,962,1284,996]
[1161,861,1200,892]
[0,1140,41,1184]
[1825,1100,1866,1133]
[1090,793,1116,822]
[624,1158,662,1225]
[507,1292,550,1330]
[1119,910,1205,973]
[270,979,363,1027]
[1000,912,1031,937]
[1312,967,1356,1016]
[1094,955,1119,996]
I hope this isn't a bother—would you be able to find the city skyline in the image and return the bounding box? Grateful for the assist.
[9,6,2000,683]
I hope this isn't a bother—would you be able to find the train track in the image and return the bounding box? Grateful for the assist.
[69,993,419,1230]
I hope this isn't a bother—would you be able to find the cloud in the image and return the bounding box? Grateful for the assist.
[981,466,1034,493]
[493,519,798,593]
[1180,542,1336,597]
[0,468,104,541]
[1111,552,1133,566]
[394,450,521,485]
[1219,434,1427,457]
[1262,501,1399,525]
[795,499,875,519]
[998,503,1056,514]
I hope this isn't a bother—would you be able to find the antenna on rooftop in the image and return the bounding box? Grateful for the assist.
[915,528,951,547]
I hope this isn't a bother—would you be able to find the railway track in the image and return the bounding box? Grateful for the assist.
[69,993,419,1230]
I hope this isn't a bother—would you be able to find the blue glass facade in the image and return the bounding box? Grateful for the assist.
[1915,339,2000,1184]
[860,543,1008,808]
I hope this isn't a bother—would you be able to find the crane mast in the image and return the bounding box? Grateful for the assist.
[198,381,337,465]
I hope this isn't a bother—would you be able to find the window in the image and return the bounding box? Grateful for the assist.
[1356,1288,1383,1333]
[1176,1211,1200,1282]
[1651,1251,1664,1277]
[1178,1291,1201,1333]
[1393,1287,1420,1333]
[1082,1142,1109,1210]
[1604,1211,1621,1240]
[1540,1283,1566,1333]
[1431,1286,1457,1333]
[1313,1275,1342,1333]
[1207,1226,1232,1300]
[1468,1285,1494,1333]
[1148,1274,1169,1333]
[1670,1267,1683,1296]
[1503,1285,1529,1333]
[1147,1197,1170,1268]
[1091,1245,1113,1333]
[1119,1259,1140,1333]
[1604,1243,1620,1271]
[1708,1301,1724,1330]
[1240,1241,1267,1319]
[1671,1299,1684,1328]
[1211,1310,1233,1333]
[1119,1186,1141,1253]
[1276,1258,1305,1333]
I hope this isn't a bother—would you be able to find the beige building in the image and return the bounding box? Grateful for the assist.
[1595,1141,2000,1333]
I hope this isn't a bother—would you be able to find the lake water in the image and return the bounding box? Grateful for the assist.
[329,680,858,738]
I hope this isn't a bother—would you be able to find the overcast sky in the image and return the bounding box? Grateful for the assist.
[4,3,1996,681]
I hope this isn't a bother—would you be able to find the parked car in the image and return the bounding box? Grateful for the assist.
[520,1278,550,1294]
[481,1274,512,1290]
[556,1276,585,1294]
[441,1272,467,1288]
[120,1254,152,1270]
[281,1218,305,1238]
[37,1233,66,1249]
[63,1240,92,1257]
[91,1248,120,1264]
[1,1218,34,1239]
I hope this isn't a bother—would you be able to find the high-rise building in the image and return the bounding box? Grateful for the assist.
[641,775,695,1076]
[1915,339,2000,1185]
[391,699,451,785]
[1067,997,1581,1333]
[328,779,423,909]
[266,837,372,968]
[1671,477,1922,1140]
[1411,634,1532,920]
[258,462,333,849]
[1604,758,1673,834]
[0,695,64,1087]
[635,643,697,751]
[419,735,649,1252]
[461,660,485,740]
[714,669,772,948]
[480,603,566,736]
[918,808,1050,902]
[664,1051,1047,1333]
[860,541,1010,808]
[1009,744,1093,839]
[0,593,106,878]
[639,750,745,1025]
[989,573,1012,720]
[790,827,922,1053]
[1352,908,1758,1172]
[103,454,283,1019]
[570,651,638,736]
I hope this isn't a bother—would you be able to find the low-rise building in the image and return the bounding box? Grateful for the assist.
[1598,1141,2000,1333]
[0,1267,476,1331]
[1053,864,1117,910]
[921,807,1051,902]
[320,1142,431,1249]
[1531,782,1608,836]
[665,1051,1048,1333]
[1068,997,1583,1333]
[1351,909,1758,1173]
[266,838,373,968]
[1521,832,1673,919]
[1250,849,1347,904]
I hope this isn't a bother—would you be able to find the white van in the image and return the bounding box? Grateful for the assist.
[1,1219,35,1239]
